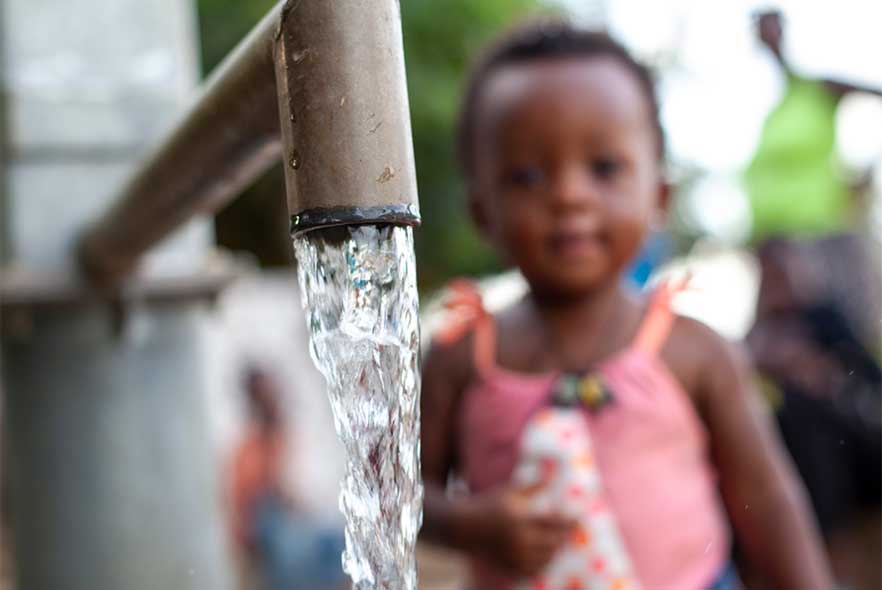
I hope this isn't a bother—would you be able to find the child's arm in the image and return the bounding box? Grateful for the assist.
[420,338,471,548]
[685,320,834,589]
[420,339,574,576]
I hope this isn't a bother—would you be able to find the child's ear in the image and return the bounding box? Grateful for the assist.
[468,190,491,236]
[653,178,672,227]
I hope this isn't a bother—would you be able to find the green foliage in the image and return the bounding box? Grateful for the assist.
[196,0,542,289]
[198,0,293,267]
[197,0,277,73]
[403,0,542,290]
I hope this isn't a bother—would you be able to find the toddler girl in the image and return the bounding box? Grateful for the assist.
[420,20,832,590]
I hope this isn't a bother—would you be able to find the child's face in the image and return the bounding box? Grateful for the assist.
[470,57,666,298]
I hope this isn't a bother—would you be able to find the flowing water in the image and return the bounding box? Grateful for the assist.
[294,224,422,590]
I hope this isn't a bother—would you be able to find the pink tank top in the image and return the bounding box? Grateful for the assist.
[437,280,730,590]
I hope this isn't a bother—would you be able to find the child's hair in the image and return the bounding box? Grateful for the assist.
[456,20,665,184]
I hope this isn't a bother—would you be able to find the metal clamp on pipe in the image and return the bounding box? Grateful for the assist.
[274,0,420,235]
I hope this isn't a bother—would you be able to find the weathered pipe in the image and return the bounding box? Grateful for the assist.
[274,0,420,235]
[78,0,419,285]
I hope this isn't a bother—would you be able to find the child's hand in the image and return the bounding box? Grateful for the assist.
[472,481,577,576]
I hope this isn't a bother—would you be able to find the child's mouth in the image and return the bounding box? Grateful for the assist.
[548,231,605,259]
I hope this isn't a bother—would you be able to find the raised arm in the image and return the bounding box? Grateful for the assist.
[822,78,882,99]
[755,9,882,99]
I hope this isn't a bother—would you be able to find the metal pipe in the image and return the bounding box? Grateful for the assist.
[78,0,420,286]
[274,0,420,234]
[77,5,282,284]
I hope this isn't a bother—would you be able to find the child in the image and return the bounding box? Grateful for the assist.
[228,368,346,590]
[419,21,832,590]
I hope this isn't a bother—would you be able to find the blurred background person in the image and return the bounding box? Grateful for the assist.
[226,366,346,590]
[740,14,882,586]
[745,8,882,351]
[745,9,881,242]
[748,238,881,590]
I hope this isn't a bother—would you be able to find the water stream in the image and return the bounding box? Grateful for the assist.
[294,224,422,590]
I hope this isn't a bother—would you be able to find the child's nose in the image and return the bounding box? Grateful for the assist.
[550,164,598,211]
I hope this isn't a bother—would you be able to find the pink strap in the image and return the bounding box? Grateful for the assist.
[433,280,496,374]
[632,275,691,356]
[435,275,691,372]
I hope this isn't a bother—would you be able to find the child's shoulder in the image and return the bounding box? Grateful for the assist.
[661,313,749,402]
[425,277,528,382]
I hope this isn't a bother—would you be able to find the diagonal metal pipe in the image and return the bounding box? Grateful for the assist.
[78,0,420,285]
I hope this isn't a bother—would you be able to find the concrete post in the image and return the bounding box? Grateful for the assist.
[2,304,231,589]
[0,0,233,588]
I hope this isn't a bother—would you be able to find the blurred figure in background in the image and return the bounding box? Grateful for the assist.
[745,8,882,350]
[227,367,345,590]
[748,238,881,590]
[746,8,881,241]
[743,17,881,587]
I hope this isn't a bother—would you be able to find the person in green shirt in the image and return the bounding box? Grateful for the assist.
[745,9,881,242]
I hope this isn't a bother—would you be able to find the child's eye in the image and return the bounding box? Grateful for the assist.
[591,157,622,179]
[505,166,545,189]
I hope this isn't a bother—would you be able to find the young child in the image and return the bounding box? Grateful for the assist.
[419,21,833,590]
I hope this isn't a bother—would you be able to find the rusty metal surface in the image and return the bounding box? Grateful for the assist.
[274,0,420,234]
[78,0,421,287]
[77,4,284,285]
